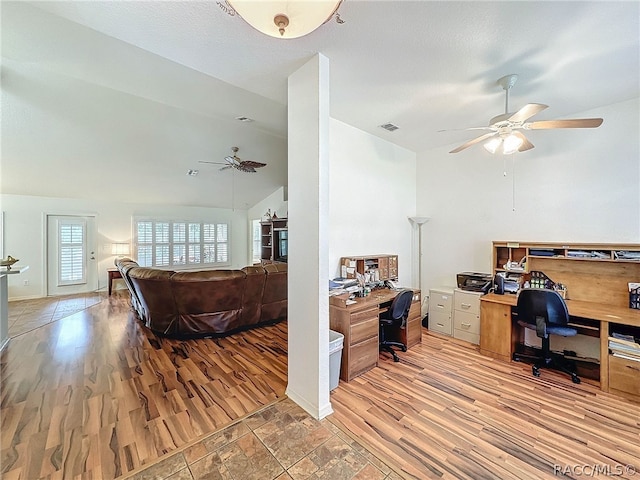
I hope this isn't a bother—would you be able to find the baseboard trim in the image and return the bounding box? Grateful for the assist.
[285,386,334,420]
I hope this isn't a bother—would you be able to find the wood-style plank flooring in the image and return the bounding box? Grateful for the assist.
[1,293,288,479]
[330,332,640,479]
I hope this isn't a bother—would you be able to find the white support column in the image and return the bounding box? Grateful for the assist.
[286,54,332,419]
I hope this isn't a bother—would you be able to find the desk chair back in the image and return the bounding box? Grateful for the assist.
[382,289,414,327]
[379,289,414,362]
[516,288,572,338]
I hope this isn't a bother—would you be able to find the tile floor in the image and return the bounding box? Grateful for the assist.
[8,291,104,337]
[123,397,402,480]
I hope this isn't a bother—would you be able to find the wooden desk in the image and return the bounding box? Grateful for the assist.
[108,268,122,296]
[330,288,421,382]
[480,293,640,398]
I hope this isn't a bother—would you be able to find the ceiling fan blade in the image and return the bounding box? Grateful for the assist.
[449,132,497,154]
[240,160,267,169]
[508,103,548,123]
[219,166,233,171]
[525,118,603,129]
[438,126,494,132]
[512,131,534,152]
[199,160,225,165]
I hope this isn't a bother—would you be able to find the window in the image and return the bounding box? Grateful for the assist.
[251,219,261,264]
[134,220,229,268]
[59,221,85,284]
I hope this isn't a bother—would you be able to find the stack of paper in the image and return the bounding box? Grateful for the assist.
[609,332,640,362]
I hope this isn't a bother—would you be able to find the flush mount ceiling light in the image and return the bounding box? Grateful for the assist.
[219,0,345,39]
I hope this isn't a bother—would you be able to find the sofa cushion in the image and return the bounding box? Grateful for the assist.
[171,270,246,335]
[261,262,287,322]
[241,266,266,328]
[128,268,177,335]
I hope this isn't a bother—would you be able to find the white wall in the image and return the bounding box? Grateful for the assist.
[416,98,640,291]
[0,194,249,300]
[247,187,288,223]
[329,119,417,288]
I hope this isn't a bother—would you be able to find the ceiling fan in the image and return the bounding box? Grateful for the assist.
[199,146,266,173]
[448,74,603,154]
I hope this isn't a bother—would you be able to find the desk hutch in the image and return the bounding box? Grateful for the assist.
[480,241,640,401]
[339,255,398,282]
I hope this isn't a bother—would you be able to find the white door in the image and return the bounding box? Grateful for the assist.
[47,215,98,296]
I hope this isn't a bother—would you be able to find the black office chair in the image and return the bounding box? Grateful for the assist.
[379,289,414,362]
[513,288,580,384]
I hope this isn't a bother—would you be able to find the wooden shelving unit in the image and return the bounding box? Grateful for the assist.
[260,217,287,262]
[339,255,398,282]
[491,241,640,305]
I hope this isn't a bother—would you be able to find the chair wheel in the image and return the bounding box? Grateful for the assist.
[393,356,400,362]
[572,374,581,384]
[401,346,407,352]
[532,366,540,377]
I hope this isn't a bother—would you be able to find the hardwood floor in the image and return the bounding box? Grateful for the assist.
[1,293,288,479]
[330,333,640,480]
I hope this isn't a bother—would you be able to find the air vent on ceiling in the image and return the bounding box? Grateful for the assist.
[187,169,199,176]
[236,116,254,122]
[379,122,399,132]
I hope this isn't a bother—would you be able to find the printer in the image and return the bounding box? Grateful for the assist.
[457,272,493,293]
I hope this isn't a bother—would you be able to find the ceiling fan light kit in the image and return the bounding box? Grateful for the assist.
[222,0,344,39]
[448,74,604,155]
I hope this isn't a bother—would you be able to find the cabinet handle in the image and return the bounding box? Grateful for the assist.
[625,364,640,372]
[436,323,444,327]
[436,304,444,308]
[461,303,471,309]
[461,322,472,327]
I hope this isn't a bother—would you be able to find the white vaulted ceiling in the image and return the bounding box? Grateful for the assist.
[2,1,638,208]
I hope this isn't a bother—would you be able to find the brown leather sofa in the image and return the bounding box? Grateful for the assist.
[115,258,287,338]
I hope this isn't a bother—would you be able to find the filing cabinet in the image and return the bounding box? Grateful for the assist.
[453,289,482,344]
[428,287,454,336]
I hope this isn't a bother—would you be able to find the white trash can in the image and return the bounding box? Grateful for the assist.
[329,330,344,391]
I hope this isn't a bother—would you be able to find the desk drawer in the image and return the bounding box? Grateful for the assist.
[349,336,378,379]
[609,356,640,396]
[350,307,378,326]
[351,317,378,344]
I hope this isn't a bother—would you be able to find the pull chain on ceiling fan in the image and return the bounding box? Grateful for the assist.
[447,74,604,154]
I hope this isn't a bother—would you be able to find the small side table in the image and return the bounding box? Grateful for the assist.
[108,268,123,296]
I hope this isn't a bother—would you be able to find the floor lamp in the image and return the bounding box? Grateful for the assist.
[408,216,430,317]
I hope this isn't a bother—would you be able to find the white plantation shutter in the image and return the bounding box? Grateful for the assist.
[134,219,230,268]
[59,221,85,285]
